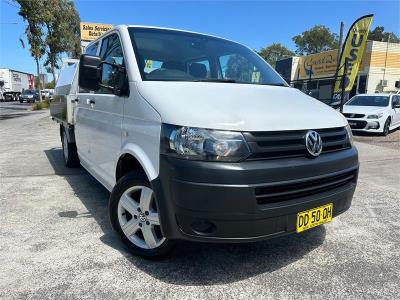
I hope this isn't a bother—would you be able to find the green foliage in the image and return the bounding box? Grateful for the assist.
[15,0,81,85]
[16,0,46,95]
[42,0,81,84]
[32,99,50,110]
[368,26,400,43]
[258,43,295,67]
[45,82,55,89]
[292,25,338,55]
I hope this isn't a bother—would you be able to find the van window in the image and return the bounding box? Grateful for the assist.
[85,42,98,55]
[128,27,287,86]
[98,34,125,94]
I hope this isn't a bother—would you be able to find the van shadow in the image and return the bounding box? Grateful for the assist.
[45,148,326,286]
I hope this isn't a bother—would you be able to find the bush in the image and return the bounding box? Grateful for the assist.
[32,99,50,110]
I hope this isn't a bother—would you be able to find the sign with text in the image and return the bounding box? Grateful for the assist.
[80,22,113,41]
[297,50,338,80]
[333,14,373,101]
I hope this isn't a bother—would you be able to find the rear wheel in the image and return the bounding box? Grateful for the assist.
[61,126,80,168]
[382,118,391,136]
[109,173,174,259]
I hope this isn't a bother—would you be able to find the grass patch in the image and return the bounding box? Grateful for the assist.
[32,99,50,111]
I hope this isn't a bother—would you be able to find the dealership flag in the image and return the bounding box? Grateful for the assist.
[332,14,374,103]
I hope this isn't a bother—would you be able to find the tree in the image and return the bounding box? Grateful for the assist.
[43,0,81,84]
[16,0,81,88]
[292,25,338,55]
[16,0,46,100]
[258,43,295,67]
[368,26,400,43]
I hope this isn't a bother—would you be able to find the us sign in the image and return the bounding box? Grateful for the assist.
[80,22,113,41]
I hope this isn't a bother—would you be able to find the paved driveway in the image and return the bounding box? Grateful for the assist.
[0,110,399,299]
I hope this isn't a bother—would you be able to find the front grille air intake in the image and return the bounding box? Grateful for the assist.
[255,169,357,205]
[243,127,351,160]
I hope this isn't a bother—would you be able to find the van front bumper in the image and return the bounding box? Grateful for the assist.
[152,148,358,242]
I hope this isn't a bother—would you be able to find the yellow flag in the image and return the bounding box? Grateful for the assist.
[333,15,373,101]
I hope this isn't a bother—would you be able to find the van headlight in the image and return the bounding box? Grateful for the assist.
[345,124,354,147]
[161,124,250,161]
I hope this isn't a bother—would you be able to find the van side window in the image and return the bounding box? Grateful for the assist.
[85,42,98,55]
[98,34,125,94]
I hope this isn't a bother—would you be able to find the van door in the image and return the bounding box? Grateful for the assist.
[78,33,126,188]
[75,43,99,172]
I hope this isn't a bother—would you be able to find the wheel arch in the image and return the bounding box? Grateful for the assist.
[115,146,158,183]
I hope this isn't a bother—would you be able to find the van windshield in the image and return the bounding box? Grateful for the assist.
[128,27,287,86]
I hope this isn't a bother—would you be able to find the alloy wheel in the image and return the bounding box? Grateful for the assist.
[117,186,165,249]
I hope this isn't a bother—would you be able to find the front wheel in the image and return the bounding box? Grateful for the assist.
[109,173,174,259]
[382,118,391,136]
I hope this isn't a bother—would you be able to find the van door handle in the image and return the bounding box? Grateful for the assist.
[73,98,79,103]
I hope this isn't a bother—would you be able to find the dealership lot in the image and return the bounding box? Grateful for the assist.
[0,105,399,299]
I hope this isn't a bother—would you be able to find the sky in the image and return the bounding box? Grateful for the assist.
[0,0,399,80]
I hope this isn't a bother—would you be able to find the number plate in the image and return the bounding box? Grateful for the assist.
[296,203,333,233]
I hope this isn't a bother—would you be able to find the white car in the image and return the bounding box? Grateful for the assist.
[51,25,359,258]
[343,93,400,135]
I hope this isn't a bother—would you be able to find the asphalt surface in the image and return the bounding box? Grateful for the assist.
[0,103,399,299]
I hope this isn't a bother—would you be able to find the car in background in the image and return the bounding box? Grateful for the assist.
[41,89,54,99]
[19,89,39,103]
[41,90,50,98]
[343,94,400,136]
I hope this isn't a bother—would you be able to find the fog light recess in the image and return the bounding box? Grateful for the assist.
[191,220,216,235]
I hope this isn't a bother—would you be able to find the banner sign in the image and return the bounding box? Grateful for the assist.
[298,50,338,80]
[80,22,113,41]
[332,14,374,102]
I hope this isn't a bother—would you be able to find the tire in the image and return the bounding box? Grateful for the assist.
[109,172,175,259]
[19,100,23,103]
[382,118,391,136]
[61,127,80,168]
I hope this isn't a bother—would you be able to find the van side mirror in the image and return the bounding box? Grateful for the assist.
[79,54,101,91]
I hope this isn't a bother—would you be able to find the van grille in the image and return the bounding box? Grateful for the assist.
[243,127,351,160]
[255,169,357,205]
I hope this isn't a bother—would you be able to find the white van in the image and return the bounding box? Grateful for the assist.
[52,25,359,258]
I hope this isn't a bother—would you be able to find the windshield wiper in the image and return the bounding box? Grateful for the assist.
[192,79,237,83]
